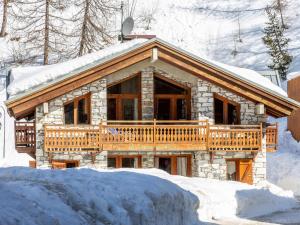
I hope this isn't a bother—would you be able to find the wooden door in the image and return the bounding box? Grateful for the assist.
[238,159,253,185]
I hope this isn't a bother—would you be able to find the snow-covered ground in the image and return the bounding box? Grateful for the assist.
[0,167,298,225]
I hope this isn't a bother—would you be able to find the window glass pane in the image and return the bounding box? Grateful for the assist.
[177,99,187,120]
[64,102,74,124]
[214,98,224,124]
[228,103,238,125]
[78,98,89,124]
[122,98,138,120]
[107,98,117,120]
[154,77,186,94]
[158,157,171,174]
[156,99,171,120]
[227,161,237,181]
[108,158,117,168]
[177,157,187,176]
[108,76,139,94]
[122,157,137,168]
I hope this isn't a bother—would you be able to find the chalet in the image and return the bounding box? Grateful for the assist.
[5,38,300,185]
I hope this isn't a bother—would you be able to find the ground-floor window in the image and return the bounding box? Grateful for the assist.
[52,160,79,169]
[154,155,192,177]
[107,155,142,168]
[226,159,253,184]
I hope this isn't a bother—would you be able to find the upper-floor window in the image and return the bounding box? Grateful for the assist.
[214,93,240,125]
[64,93,91,125]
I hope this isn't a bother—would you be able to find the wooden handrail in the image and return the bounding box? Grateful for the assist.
[43,120,278,152]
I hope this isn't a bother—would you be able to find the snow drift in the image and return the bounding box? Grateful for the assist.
[0,167,297,225]
[267,117,300,196]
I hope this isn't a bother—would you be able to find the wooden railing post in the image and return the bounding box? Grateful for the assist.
[260,123,263,151]
[206,119,210,150]
[153,119,156,151]
[99,120,103,151]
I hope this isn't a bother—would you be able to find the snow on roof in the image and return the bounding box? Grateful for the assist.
[7,37,288,98]
[7,39,148,96]
[287,71,300,81]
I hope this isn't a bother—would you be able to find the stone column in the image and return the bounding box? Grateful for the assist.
[141,67,154,120]
[91,78,107,125]
[253,127,267,185]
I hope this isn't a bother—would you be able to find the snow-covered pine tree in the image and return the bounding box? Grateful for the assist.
[272,0,287,28]
[71,0,118,56]
[262,6,292,80]
[0,0,9,37]
[10,0,72,64]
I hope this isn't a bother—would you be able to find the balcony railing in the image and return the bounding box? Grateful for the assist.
[44,120,278,153]
[15,121,36,156]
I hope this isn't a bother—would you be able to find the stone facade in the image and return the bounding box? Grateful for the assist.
[35,79,108,168]
[34,63,267,185]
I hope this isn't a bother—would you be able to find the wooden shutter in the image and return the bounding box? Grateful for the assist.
[52,161,67,169]
[238,159,253,185]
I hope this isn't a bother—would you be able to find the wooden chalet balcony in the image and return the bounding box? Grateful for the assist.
[15,121,36,157]
[44,120,278,153]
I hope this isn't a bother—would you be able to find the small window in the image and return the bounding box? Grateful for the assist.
[64,93,91,125]
[214,94,240,125]
[107,156,141,168]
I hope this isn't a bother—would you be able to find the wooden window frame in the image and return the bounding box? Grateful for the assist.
[154,154,192,177]
[107,155,142,168]
[154,74,191,120]
[213,93,240,124]
[107,74,141,120]
[64,93,91,125]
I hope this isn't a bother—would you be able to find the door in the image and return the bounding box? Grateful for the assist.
[238,159,253,185]
[226,159,253,184]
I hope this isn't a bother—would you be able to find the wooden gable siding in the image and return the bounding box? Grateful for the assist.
[6,40,298,118]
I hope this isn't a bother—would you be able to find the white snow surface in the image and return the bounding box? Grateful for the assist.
[267,117,300,196]
[7,38,287,97]
[287,71,300,81]
[0,167,297,225]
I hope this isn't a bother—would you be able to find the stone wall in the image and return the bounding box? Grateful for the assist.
[141,67,154,120]
[35,79,108,168]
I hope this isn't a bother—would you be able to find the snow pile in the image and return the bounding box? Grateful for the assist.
[287,71,300,81]
[0,167,200,225]
[131,169,297,221]
[7,39,147,96]
[0,167,295,224]
[267,117,300,196]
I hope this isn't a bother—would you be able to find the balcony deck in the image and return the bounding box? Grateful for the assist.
[15,121,36,158]
[43,120,278,153]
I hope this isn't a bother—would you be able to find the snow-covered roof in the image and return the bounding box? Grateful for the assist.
[7,39,148,97]
[7,37,289,101]
[287,71,300,81]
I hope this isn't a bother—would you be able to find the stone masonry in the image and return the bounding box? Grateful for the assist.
[35,78,108,168]
[34,63,267,184]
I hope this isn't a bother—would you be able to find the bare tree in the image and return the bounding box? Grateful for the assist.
[71,0,118,56]
[10,0,73,64]
[0,0,9,37]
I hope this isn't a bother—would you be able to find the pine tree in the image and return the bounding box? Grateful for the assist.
[262,7,292,80]
[71,0,118,56]
[10,0,72,64]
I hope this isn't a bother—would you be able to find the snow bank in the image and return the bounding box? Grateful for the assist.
[0,167,296,224]
[0,167,200,225]
[267,117,300,196]
[7,39,147,96]
[131,169,297,221]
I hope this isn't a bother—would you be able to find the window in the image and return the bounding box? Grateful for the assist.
[214,94,240,125]
[107,75,141,120]
[154,75,191,120]
[64,93,91,125]
[107,155,141,168]
[154,155,192,176]
[52,160,79,169]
